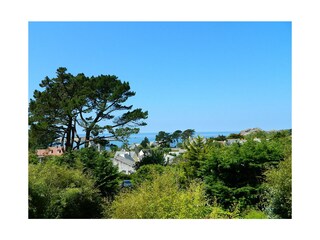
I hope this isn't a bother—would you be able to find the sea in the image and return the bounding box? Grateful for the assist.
[64,131,240,149]
[112,131,239,147]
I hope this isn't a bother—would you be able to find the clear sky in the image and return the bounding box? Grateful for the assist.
[29,22,291,133]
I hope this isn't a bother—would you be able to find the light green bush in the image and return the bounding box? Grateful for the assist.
[29,161,103,218]
[242,209,268,219]
[110,167,210,219]
[263,156,292,218]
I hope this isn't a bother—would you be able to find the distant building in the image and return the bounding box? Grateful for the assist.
[164,148,187,164]
[36,146,64,158]
[253,138,261,142]
[164,154,175,164]
[112,150,144,174]
[225,139,247,146]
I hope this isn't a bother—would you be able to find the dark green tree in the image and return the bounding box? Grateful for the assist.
[155,131,171,147]
[202,138,289,210]
[140,137,150,148]
[212,135,227,141]
[181,129,195,142]
[75,148,121,200]
[131,164,165,187]
[28,124,58,150]
[135,149,166,170]
[226,133,243,139]
[76,74,148,147]
[29,67,82,151]
[171,130,182,147]
[182,136,212,179]
[29,67,148,151]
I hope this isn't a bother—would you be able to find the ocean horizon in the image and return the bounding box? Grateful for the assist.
[123,131,240,145]
[71,131,241,148]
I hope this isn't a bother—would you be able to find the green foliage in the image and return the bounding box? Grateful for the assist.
[58,151,79,167]
[131,164,165,187]
[134,149,166,170]
[41,148,121,200]
[74,148,121,199]
[110,168,211,219]
[208,205,240,219]
[109,144,120,152]
[29,161,103,218]
[28,124,58,150]
[263,156,292,218]
[212,135,227,141]
[29,68,83,151]
[28,150,39,164]
[227,133,243,139]
[182,136,212,179]
[181,129,195,142]
[241,209,268,219]
[140,136,150,148]
[243,130,267,139]
[171,130,182,147]
[155,131,172,147]
[29,67,148,151]
[202,137,290,210]
[176,142,183,148]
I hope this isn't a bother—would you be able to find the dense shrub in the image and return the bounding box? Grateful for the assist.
[110,167,210,219]
[212,135,227,141]
[29,161,103,218]
[70,148,121,199]
[130,164,165,187]
[226,133,243,139]
[202,138,290,209]
[263,156,292,218]
[134,149,166,170]
[241,209,268,219]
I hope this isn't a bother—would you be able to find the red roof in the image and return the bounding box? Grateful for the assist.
[36,147,64,157]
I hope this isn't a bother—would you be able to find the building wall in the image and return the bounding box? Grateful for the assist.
[112,157,135,174]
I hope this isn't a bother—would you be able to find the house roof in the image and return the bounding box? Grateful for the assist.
[36,147,64,157]
[112,155,135,167]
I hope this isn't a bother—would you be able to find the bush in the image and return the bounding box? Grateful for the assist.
[213,135,227,141]
[110,167,210,219]
[72,148,121,199]
[208,206,240,219]
[227,133,243,139]
[202,137,289,209]
[263,156,292,218]
[29,161,103,218]
[241,209,268,219]
[28,151,39,164]
[134,149,166,170]
[130,164,165,187]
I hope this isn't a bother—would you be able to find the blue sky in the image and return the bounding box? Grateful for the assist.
[29,22,291,133]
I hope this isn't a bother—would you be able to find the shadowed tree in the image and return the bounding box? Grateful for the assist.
[171,130,182,147]
[134,149,166,170]
[77,74,148,148]
[140,137,150,148]
[29,68,83,151]
[29,67,148,151]
[155,131,171,147]
[181,129,195,142]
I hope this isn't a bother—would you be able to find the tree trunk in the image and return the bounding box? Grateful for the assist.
[85,129,91,148]
[71,118,76,150]
[65,117,73,152]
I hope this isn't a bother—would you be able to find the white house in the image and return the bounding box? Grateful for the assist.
[225,139,247,146]
[111,150,142,174]
[164,148,187,164]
